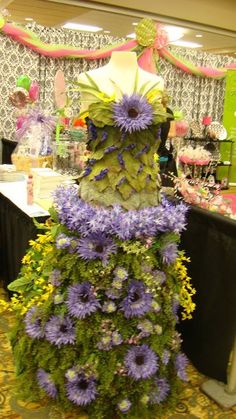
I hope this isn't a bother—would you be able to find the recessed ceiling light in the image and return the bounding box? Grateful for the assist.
[196,34,203,38]
[126,32,136,39]
[171,40,203,48]
[62,23,102,32]
[25,17,34,21]
[132,22,138,26]
[163,25,185,42]
[103,30,111,34]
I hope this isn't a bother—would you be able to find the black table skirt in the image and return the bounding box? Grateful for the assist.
[0,193,48,285]
[179,205,236,383]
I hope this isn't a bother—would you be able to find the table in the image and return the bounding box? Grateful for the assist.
[0,180,49,286]
[179,205,236,383]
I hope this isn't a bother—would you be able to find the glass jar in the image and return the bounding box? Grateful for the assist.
[52,139,89,177]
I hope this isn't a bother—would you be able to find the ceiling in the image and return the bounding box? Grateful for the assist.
[1,0,236,55]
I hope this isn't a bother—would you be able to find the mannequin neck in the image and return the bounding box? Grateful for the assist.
[107,52,138,73]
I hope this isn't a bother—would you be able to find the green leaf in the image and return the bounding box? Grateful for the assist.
[85,72,101,91]
[8,276,33,292]
[122,151,140,176]
[117,181,133,200]
[96,177,110,192]
[133,69,139,93]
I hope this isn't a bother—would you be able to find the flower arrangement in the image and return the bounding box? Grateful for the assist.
[1,186,196,419]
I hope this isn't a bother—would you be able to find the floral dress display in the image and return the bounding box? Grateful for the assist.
[7,75,195,419]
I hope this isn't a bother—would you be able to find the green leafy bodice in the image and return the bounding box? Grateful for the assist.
[76,73,168,209]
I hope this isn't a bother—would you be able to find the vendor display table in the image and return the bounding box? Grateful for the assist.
[179,205,236,383]
[0,180,49,285]
[0,182,235,385]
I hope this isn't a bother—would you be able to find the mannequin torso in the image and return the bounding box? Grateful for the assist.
[78,51,164,111]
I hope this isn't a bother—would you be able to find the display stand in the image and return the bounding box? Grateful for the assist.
[182,137,234,188]
[202,337,236,409]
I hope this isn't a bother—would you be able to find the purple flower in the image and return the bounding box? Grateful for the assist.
[150,377,170,404]
[124,344,158,380]
[37,368,57,398]
[118,152,125,168]
[137,163,144,174]
[52,186,188,240]
[113,94,153,133]
[152,270,166,285]
[82,166,92,177]
[137,319,153,337]
[55,233,72,249]
[112,331,123,346]
[117,399,132,413]
[123,143,136,152]
[77,232,117,265]
[102,300,117,313]
[24,307,45,339]
[113,266,128,281]
[49,269,61,287]
[45,315,76,347]
[175,353,188,381]
[104,145,118,154]
[66,372,97,406]
[94,168,108,181]
[105,288,122,300]
[120,280,152,318]
[135,144,149,158]
[160,242,178,265]
[172,294,180,321]
[97,335,113,351]
[101,130,108,142]
[162,350,171,365]
[66,282,100,319]
[88,121,97,140]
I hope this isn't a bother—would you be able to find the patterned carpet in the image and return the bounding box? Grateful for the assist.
[0,287,236,418]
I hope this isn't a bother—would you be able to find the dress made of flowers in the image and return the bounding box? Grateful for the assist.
[7,75,195,419]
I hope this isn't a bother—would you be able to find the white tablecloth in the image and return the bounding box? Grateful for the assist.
[0,180,49,218]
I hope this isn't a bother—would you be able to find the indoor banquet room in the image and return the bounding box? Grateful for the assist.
[0,0,236,418]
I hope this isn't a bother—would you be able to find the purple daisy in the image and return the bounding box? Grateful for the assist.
[113,94,153,133]
[113,266,128,282]
[120,280,152,318]
[66,282,100,319]
[175,353,189,381]
[77,232,117,265]
[37,368,57,398]
[55,233,72,250]
[160,242,178,265]
[45,315,76,347]
[66,372,97,406]
[124,344,158,380]
[24,307,45,339]
[117,399,132,413]
[150,377,170,404]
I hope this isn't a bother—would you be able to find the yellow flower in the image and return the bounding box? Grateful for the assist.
[146,89,162,104]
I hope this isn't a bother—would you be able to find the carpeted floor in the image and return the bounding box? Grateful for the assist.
[0,306,236,419]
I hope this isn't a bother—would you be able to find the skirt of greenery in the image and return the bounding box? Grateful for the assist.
[7,189,195,419]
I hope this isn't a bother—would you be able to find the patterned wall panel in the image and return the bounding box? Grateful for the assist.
[0,23,235,141]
